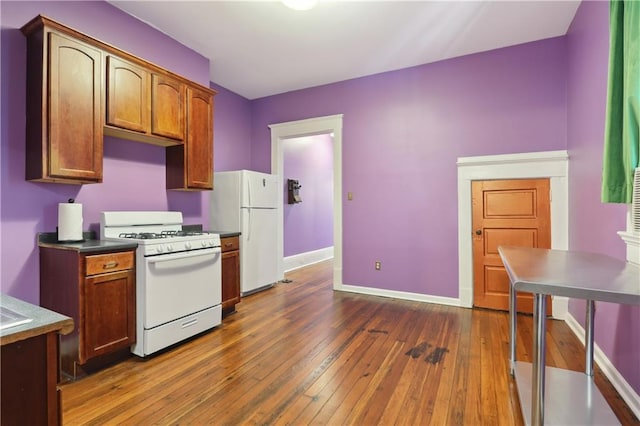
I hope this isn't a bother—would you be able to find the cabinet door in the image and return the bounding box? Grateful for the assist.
[106,56,149,133]
[151,74,185,141]
[1,334,58,425]
[165,86,213,190]
[221,249,241,310]
[82,269,135,362]
[48,32,103,182]
[186,86,214,189]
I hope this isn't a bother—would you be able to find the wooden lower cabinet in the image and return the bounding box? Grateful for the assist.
[221,236,241,316]
[39,247,136,378]
[1,333,61,425]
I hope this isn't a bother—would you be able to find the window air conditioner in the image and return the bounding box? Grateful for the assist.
[632,167,640,233]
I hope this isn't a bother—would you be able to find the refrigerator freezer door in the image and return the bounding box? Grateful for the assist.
[241,207,278,294]
[241,170,279,209]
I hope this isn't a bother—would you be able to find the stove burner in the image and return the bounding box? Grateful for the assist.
[118,232,168,240]
[117,231,209,240]
[161,230,207,237]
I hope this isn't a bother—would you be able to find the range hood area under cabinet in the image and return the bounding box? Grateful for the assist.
[21,15,216,191]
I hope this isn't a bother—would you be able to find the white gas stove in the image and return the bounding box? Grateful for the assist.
[101,211,222,357]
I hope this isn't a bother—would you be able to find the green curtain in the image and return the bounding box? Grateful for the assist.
[602,0,640,203]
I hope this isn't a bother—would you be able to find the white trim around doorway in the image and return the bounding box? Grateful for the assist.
[457,150,569,319]
[270,114,344,289]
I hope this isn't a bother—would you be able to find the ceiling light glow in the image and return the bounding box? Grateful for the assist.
[282,0,318,11]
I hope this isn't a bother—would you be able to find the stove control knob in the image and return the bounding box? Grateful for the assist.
[201,241,207,248]
[209,240,215,247]
[167,245,174,252]
[156,246,164,253]
[185,242,192,250]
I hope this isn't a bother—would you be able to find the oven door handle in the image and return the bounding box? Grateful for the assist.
[146,248,221,264]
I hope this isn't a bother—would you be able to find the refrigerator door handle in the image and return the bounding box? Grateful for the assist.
[247,207,252,241]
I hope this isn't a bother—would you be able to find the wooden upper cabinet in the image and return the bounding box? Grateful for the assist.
[105,58,184,146]
[151,75,185,141]
[23,26,103,184]
[186,86,213,189]
[22,15,215,190]
[166,86,214,190]
[106,56,149,133]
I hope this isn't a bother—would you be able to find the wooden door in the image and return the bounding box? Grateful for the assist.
[47,32,103,182]
[472,179,551,313]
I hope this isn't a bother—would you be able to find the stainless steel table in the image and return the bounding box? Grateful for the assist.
[498,246,640,426]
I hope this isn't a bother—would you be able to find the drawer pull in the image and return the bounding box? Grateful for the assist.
[103,261,118,269]
[224,243,233,247]
[182,319,198,328]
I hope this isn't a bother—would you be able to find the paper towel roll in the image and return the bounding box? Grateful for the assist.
[58,202,83,242]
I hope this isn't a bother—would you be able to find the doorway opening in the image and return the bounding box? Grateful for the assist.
[270,114,344,289]
[282,134,334,271]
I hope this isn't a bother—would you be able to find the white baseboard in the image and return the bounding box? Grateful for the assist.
[565,312,640,419]
[284,246,334,272]
[337,283,461,307]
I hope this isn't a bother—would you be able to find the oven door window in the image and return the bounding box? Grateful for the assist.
[143,248,221,329]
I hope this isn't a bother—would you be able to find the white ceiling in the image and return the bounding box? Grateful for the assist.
[108,0,581,100]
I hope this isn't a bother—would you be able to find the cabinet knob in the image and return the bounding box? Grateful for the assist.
[475,229,482,236]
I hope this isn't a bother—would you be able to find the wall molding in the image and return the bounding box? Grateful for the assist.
[457,150,570,318]
[565,313,640,419]
[284,247,334,272]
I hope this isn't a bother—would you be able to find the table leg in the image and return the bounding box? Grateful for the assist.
[509,282,517,375]
[585,300,595,377]
[532,293,547,426]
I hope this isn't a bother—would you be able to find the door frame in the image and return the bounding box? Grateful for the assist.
[457,150,569,318]
[269,114,343,289]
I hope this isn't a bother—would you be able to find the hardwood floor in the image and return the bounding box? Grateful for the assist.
[61,260,638,425]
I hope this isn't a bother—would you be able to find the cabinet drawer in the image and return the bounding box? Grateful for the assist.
[221,236,239,253]
[85,251,134,276]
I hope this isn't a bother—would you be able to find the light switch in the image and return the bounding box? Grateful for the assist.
[347,192,353,201]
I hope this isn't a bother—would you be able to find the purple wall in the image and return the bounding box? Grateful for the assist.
[210,84,253,172]
[283,135,334,257]
[251,38,568,297]
[0,1,249,303]
[566,1,639,395]
[3,0,635,401]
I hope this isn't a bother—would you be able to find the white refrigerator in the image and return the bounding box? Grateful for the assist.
[210,170,280,295]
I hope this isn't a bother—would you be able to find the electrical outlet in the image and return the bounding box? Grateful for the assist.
[375,261,381,270]
[348,192,353,201]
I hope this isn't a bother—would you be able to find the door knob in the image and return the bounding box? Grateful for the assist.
[475,229,482,235]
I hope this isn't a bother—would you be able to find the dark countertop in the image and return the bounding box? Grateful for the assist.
[182,224,240,238]
[211,231,241,238]
[38,231,138,253]
[1,294,74,346]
